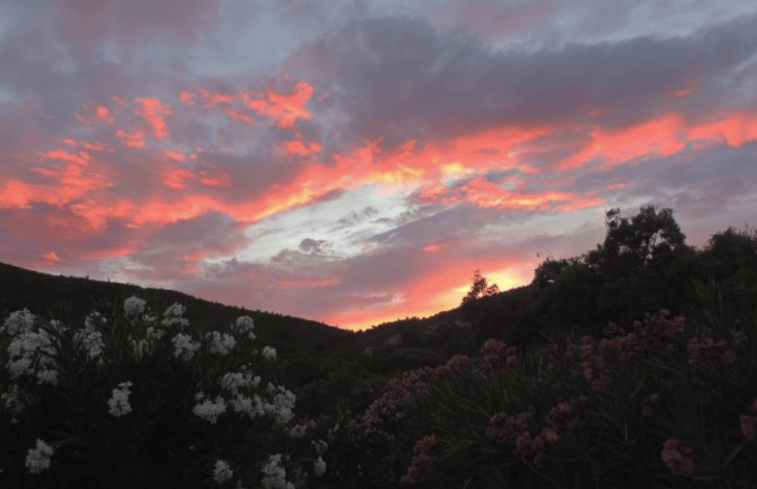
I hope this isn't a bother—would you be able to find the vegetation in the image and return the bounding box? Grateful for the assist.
[2,205,757,487]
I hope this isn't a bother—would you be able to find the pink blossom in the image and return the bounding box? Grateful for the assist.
[661,438,695,476]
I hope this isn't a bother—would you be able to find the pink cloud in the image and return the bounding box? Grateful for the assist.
[243,79,314,127]
[133,97,172,139]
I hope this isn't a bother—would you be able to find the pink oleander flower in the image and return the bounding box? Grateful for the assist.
[661,438,695,476]
[434,354,470,379]
[399,435,438,487]
[740,415,756,441]
[482,339,517,373]
[641,392,660,417]
[312,439,328,455]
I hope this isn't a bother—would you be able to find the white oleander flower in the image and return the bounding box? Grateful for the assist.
[161,303,190,328]
[36,369,59,385]
[313,456,327,477]
[213,459,233,484]
[234,316,256,340]
[108,381,133,417]
[123,296,146,318]
[220,370,260,395]
[264,383,295,425]
[84,311,106,332]
[193,395,227,424]
[25,439,54,474]
[172,333,200,362]
[207,331,236,355]
[74,329,105,361]
[261,454,294,489]
[261,346,277,361]
[2,309,36,336]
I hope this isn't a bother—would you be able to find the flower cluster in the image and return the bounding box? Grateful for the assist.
[193,393,227,424]
[687,336,737,375]
[487,395,588,468]
[1,308,36,336]
[399,435,439,487]
[261,453,294,489]
[569,335,612,393]
[207,331,236,356]
[161,303,190,329]
[172,333,201,362]
[313,456,327,477]
[265,383,296,425]
[262,346,277,361]
[25,439,55,474]
[641,392,661,417]
[213,459,233,484]
[433,354,470,379]
[481,339,518,373]
[359,367,432,441]
[739,399,757,441]
[74,328,105,361]
[312,439,328,455]
[5,318,58,386]
[108,381,133,417]
[660,438,696,476]
[288,420,316,438]
[123,296,147,318]
[233,315,256,340]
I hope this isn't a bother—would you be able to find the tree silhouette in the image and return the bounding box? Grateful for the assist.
[461,270,500,306]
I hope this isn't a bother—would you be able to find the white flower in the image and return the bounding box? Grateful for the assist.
[234,316,256,340]
[74,329,105,361]
[172,333,200,362]
[84,311,106,332]
[193,395,227,424]
[213,459,233,484]
[220,370,260,395]
[261,346,277,361]
[2,309,36,336]
[129,338,148,361]
[25,439,54,474]
[264,383,295,425]
[108,381,133,417]
[161,303,190,328]
[313,456,327,477]
[123,296,146,317]
[261,454,294,489]
[207,331,236,356]
[6,330,56,380]
[36,369,58,385]
[1,384,25,416]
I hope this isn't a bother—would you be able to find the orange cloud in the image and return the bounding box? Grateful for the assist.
[179,90,196,105]
[133,97,172,139]
[160,164,195,189]
[688,110,757,147]
[42,251,60,264]
[243,80,314,127]
[415,176,602,211]
[199,88,236,107]
[95,105,110,119]
[282,137,322,156]
[116,129,146,148]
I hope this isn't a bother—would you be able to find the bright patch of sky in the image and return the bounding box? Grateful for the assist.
[238,185,413,263]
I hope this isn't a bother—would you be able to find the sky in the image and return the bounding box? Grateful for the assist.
[1,0,756,331]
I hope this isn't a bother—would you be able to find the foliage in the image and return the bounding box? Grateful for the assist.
[0,297,315,488]
[461,270,500,306]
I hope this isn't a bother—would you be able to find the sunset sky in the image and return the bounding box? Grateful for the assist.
[1,0,756,330]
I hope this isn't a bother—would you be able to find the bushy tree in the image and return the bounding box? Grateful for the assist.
[461,270,500,306]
